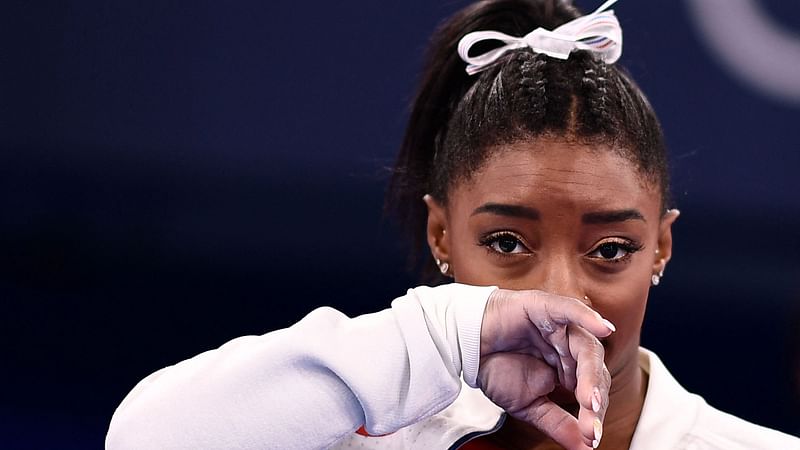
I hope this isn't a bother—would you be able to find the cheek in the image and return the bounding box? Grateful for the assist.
[448,229,511,286]
[452,256,507,287]
[590,238,655,319]
[593,264,653,370]
[600,281,649,339]
[593,265,651,323]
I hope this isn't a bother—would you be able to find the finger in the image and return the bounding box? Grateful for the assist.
[520,290,616,339]
[568,325,610,448]
[478,353,557,411]
[501,329,565,386]
[479,354,587,450]
[481,290,572,371]
[544,324,575,390]
[520,321,563,379]
[516,396,593,450]
[519,291,602,391]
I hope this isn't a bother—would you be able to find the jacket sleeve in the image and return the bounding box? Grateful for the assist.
[105,283,497,450]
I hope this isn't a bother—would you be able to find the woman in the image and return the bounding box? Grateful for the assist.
[106,0,800,449]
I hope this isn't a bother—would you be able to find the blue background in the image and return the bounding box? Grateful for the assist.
[2,1,799,448]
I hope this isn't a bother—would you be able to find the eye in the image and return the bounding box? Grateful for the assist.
[479,231,531,255]
[587,239,643,263]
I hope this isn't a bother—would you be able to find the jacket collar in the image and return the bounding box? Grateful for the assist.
[436,348,700,449]
[343,348,701,449]
[628,348,700,450]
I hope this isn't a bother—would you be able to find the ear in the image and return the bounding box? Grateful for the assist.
[654,209,680,276]
[423,194,451,265]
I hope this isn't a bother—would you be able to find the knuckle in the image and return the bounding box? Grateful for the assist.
[577,329,603,354]
[591,338,605,357]
[536,364,557,389]
[600,364,611,386]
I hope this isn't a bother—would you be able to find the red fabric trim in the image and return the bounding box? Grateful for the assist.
[357,426,498,448]
[355,426,392,438]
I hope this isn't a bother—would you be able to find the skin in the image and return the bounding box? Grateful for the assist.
[476,288,613,449]
[424,136,680,450]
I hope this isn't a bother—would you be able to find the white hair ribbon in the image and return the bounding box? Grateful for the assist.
[457,0,623,75]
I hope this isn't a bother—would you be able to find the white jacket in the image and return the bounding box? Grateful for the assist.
[106,284,800,449]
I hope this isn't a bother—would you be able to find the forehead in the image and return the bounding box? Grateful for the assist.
[452,138,659,216]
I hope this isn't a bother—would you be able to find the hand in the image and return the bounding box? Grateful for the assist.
[478,289,614,450]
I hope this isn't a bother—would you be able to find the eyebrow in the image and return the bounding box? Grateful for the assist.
[471,203,540,220]
[582,209,645,224]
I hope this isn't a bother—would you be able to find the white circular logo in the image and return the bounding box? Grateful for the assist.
[685,0,800,105]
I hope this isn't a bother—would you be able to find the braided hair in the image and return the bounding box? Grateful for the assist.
[386,0,671,280]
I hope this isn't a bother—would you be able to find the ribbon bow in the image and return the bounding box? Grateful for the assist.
[457,0,623,75]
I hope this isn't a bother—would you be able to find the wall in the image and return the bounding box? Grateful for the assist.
[2,1,799,447]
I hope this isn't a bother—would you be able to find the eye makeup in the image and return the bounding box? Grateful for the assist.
[477,231,532,258]
[585,237,644,264]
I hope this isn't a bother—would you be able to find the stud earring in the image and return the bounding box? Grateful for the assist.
[435,258,451,276]
[651,267,665,286]
[652,256,666,286]
[651,274,661,286]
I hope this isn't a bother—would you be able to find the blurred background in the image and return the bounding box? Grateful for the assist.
[2,0,799,448]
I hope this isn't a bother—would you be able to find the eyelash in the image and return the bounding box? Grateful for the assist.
[585,238,644,264]
[478,232,644,264]
[478,231,531,258]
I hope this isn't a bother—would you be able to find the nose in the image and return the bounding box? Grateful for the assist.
[532,252,587,305]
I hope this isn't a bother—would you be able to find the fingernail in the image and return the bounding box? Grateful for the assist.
[591,387,602,413]
[593,417,603,448]
[600,318,616,333]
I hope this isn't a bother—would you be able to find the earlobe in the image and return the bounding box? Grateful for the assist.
[423,194,450,267]
[654,209,680,282]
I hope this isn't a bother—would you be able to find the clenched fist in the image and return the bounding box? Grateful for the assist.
[479,289,615,450]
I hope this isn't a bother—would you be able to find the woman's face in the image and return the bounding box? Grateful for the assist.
[425,137,678,394]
